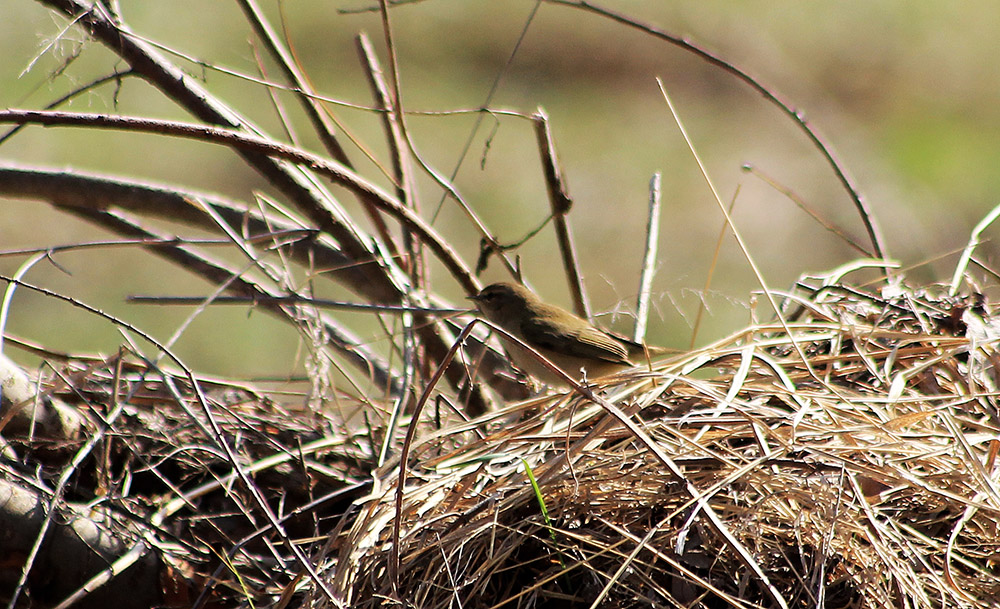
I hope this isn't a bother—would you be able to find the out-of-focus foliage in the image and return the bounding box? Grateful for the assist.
[1,1,997,376]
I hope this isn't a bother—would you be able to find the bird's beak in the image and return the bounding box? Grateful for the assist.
[465,296,482,314]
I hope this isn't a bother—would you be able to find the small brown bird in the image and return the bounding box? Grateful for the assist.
[469,282,660,385]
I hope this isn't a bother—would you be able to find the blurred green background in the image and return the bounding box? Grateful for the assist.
[1,1,998,381]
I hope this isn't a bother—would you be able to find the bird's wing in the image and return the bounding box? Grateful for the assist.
[522,317,631,364]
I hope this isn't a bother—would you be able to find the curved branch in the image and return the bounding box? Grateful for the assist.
[36,0,405,303]
[0,162,405,394]
[0,476,163,609]
[547,0,887,260]
[0,110,479,296]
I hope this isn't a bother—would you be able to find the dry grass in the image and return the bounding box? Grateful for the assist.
[329,280,1000,608]
[4,273,998,609]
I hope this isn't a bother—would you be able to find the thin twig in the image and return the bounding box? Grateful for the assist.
[428,0,543,223]
[689,185,739,349]
[743,163,872,257]
[371,0,519,280]
[533,108,590,319]
[390,320,482,595]
[0,110,479,295]
[657,79,816,381]
[237,0,351,166]
[0,68,133,145]
[250,41,300,145]
[128,294,466,314]
[65,205,403,394]
[238,0,402,257]
[356,32,423,285]
[634,172,661,343]
[545,0,888,261]
[37,0,404,306]
[950,202,1000,296]
[356,31,408,206]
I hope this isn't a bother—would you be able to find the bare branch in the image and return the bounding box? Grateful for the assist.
[356,32,424,286]
[546,0,888,261]
[36,0,405,306]
[634,172,661,343]
[0,475,162,609]
[0,111,479,296]
[532,108,590,319]
[0,163,404,393]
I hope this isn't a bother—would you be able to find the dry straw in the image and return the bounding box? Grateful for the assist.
[330,279,1000,608]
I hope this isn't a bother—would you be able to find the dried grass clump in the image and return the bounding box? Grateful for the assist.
[0,354,371,609]
[332,280,1000,609]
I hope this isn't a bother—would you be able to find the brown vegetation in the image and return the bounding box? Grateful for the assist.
[1,2,998,609]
